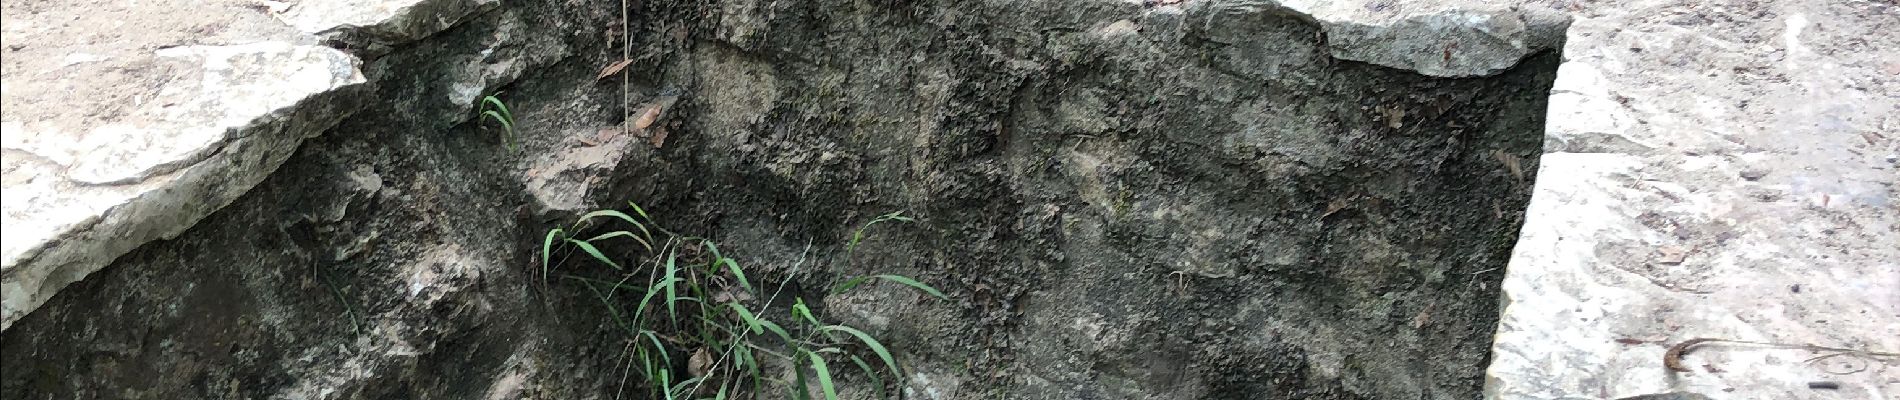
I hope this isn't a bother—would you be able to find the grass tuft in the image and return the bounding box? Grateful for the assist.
[479,95,518,151]
[538,203,944,399]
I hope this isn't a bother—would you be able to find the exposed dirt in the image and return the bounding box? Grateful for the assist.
[1,1,1559,399]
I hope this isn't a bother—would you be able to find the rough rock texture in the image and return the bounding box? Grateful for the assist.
[0,0,369,330]
[1487,0,1899,399]
[3,0,1561,399]
[1273,0,1569,77]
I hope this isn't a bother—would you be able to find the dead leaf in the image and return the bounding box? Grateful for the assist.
[1410,303,1435,329]
[688,347,713,377]
[596,59,633,81]
[1492,149,1524,184]
[712,289,753,303]
[1657,245,1689,265]
[1323,196,1352,219]
[650,127,668,148]
[634,103,664,130]
[1383,106,1405,129]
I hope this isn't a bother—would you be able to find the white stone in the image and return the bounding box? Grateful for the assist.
[0,42,367,330]
[1487,0,1900,398]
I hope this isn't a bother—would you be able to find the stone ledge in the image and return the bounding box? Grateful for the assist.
[1,42,368,330]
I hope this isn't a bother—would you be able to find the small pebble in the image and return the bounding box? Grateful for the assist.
[1739,168,1768,181]
[1808,381,1840,390]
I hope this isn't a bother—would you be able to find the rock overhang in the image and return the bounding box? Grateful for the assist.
[0,0,502,330]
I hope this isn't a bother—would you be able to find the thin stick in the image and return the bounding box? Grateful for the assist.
[1665,337,1900,373]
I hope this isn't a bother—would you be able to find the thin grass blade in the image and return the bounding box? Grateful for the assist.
[849,354,887,400]
[563,238,621,269]
[587,230,654,252]
[541,228,564,279]
[809,352,839,400]
[828,276,874,296]
[820,325,901,380]
[873,275,946,300]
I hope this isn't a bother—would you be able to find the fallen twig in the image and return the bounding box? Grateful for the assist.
[1663,337,1900,373]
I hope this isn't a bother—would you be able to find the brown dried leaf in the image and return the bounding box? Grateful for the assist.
[634,103,664,130]
[1410,303,1435,329]
[688,347,713,377]
[1383,106,1405,129]
[650,127,668,149]
[595,59,633,81]
[1492,150,1524,184]
[1656,246,1689,265]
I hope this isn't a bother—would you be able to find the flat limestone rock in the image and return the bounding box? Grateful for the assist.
[0,42,367,330]
[1198,0,1569,77]
[0,0,529,331]
[277,0,502,55]
[1488,0,1899,398]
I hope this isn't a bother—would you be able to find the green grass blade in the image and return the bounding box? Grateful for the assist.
[703,240,724,262]
[791,359,813,400]
[564,238,621,270]
[578,209,639,226]
[809,352,839,400]
[792,298,820,328]
[730,303,764,334]
[849,354,887,400]
[720,258,753,293]
[664,251,679,320]
[847,211,913,252]
[873,275,946,300]
[482,96,513,121]
[756,319,793,343]
[833,275,947,300]
[669,376,706,400]
[820,325,901,380]
[627,201,652,220]
[658,368,674,400]
[481,110,516,150]
[578,209,654,243]
[541,228,564,280]
[640,329,672,366]
[828,276,874,296]
[635,277,680,328]
[587,230,653,252]
[820,324,900,381]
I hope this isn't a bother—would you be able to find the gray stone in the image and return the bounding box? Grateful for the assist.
[277,0,502,56]
[1201,0,1570,77]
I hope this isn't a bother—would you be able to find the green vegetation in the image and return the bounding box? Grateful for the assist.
[541,203,942,400]
[480,95,518,151]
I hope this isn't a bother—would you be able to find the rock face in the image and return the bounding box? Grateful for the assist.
[1487,0,1900,399]
[2,0,1560,399]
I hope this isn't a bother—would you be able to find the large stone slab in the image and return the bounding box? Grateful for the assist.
[0,40,367,330]
[1488,0,1899,398]
[0,0,509,330]
[1199,0,1568,77]
[1273,0,1569,77]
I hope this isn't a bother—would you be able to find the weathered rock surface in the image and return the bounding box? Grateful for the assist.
[0,0,371,330]
[7,0,1562,399]
[1274,0,1570,77]
[1487,0,1900,399]
[0,0,520,332]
